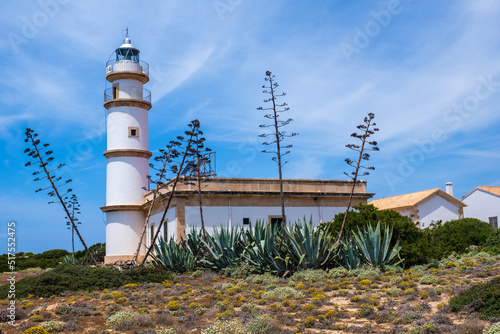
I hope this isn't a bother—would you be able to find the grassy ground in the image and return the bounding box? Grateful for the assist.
[1,253,499,334]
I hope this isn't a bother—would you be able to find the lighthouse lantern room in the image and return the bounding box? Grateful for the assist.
[101,31,152,264]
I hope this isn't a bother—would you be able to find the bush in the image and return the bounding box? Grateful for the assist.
[0,264,173,298]
[448,277,500,319]
[480,229,500,254]
[40,249,70,259]
[291,269,328,282]
[40,320,65,332]
[419,275,439,285]
[0,306,27,322]
[430,218,494,257]
[320,204,430,266]
[262,287,304,300]
[246,314,273,333]
[106,311,135,329]
[484,323,500,334]
[155,328,176,334]
[22,327,50,334]
[201,320,247,334]
[251,273,278,285]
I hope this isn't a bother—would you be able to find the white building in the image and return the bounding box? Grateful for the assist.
[461,186,500,228]
[100,35,374,264]
[370,184,467,228]
[146,177,373,242]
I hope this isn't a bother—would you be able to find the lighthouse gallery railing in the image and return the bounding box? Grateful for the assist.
[104,86,151,103]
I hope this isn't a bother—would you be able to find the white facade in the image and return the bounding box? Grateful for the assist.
[462,188,500,228]
[148,204,347,243]
[370,188,466,229]
[418,195,463,228]
[102,35,152,263]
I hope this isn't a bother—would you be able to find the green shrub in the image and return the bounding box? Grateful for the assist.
[328,267,349,278]
[39,249,70,259]
[448,277,500,319]
[192,270,204,278]
[224,264,260,278]
[419,275,439,285]
[201,320,247,334]
[0,264,172,298]
[406,322,440,334]
[106,311,135,329]
[241,303,256,313]
[246,314,273,333]
[484,322,500,334]
[155,327,176,334]
[390,276,403,284]
[252,273,278,284]
[40,320,64,332]
[480,229,500,254]
[320,204,430,266]
[350,266,380,279]
[430,218,494,257]
[291,269,328,282]
[262,287,304,300]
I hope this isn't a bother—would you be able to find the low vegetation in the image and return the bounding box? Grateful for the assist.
[0,264,172,298]
[321,204,498,266]
[448,276,500,319]
[0,251,498,333]
[2,209,499,333]
[0,243,105,273]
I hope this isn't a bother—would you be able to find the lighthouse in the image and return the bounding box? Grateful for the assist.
[101,32,151,263]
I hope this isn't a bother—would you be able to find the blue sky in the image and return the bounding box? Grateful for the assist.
[1,0,500,253]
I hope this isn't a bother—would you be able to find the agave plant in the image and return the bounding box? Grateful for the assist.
[335,233,362,270]
[199,225,244,269]
[185,227,206,259]
[352,221,403,268]
[152,236,197,273]
[284,217,336,270]
[241,220,291,274]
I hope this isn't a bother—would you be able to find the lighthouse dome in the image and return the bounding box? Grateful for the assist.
[115,36,140,63]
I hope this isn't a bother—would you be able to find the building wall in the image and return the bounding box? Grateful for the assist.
[149,208,176,241]
[147,201,348,244]
[418,195,461,228]
[463,190,500,227]
[183,205,346,233]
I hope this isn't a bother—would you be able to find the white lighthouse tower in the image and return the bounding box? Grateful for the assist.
[101,31,151,264]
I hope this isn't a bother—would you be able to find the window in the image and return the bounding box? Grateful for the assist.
[128,127,139,137]
[112,84,119,99]
[243,218,250,226]
[489,217,498,229]
[150,223,155,243]
[163,220,168,240]
[268,215,285,228]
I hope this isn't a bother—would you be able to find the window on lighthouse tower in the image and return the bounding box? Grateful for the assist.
[128,127,139,137]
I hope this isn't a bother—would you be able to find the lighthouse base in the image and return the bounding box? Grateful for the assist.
[104,210,147,264]
[104,254,146,264]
